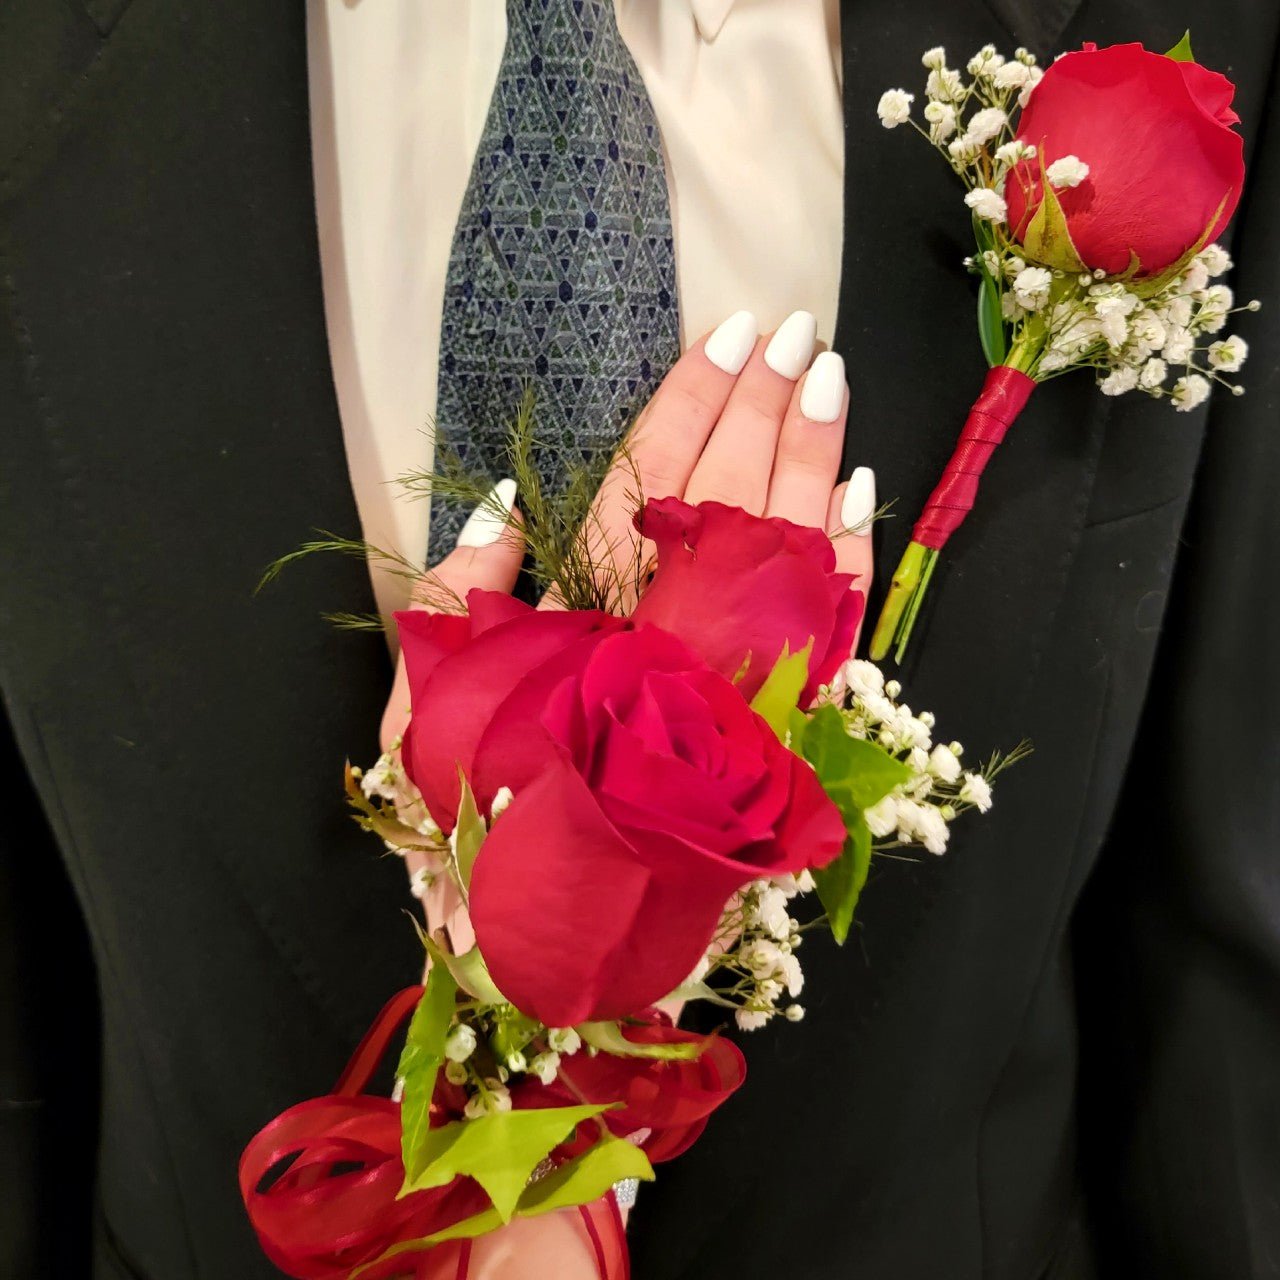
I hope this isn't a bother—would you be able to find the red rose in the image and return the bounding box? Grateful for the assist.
[397,596,845,1026]
[631,499,864,705]
[1005,42,1245,275]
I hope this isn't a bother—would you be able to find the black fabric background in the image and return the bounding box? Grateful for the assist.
[0,2,1276,1277]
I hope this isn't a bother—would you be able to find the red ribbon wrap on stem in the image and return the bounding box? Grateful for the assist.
[910,365,1037,552]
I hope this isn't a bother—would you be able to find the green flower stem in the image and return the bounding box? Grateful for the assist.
[869,540,931,661]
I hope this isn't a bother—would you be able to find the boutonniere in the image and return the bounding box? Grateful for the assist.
[870,35,1258,661]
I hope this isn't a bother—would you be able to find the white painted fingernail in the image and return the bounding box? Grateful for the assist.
[763,310,818,380]
[842,466,876,535]
[703,310,758,375]
[800,351,846,423]
[456,478,517,548]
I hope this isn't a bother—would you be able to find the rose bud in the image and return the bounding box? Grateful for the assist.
[631,498,865,705]
[1005,42,1245,276]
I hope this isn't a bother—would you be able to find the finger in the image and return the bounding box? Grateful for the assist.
[826,465,877,654]
[380,480,524,753]
[764,351,848,527]
[566,310,759,609]
[683,309,817,514]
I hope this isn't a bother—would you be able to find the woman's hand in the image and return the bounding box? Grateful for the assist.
[382,307,873,751]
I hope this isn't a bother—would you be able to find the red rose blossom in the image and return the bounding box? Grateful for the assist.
[396,596,846,1027]
[631,498,864,704]
[1005,42,1245,275]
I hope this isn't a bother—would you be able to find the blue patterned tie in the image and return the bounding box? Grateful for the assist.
[430,0,680,555]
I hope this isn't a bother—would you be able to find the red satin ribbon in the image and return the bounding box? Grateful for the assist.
[577,1193,630,1280]
[911,366,1037,551]
[241,986,631,1280]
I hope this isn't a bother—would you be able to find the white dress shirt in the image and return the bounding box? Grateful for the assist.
[306,0,844,621]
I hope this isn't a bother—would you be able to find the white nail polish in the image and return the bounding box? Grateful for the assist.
[842,466,876,535]
[763,310,818,380]
[456,478,517,548]
[703,310,758,375]
[800,351,846,423]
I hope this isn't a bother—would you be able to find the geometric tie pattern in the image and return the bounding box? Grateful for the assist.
[430,0,680,555]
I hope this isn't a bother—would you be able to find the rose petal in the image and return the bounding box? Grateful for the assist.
[469,754,732,1026]
[401,602,614,828]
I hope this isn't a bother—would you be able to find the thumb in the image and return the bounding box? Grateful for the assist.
[380,480,524,752]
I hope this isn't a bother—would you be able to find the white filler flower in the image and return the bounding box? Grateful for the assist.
[877,89,915,128]
[444,1024,478,1063]
[964,187,1008,222]
[1172,374,1211,412]
[1045,155,1090,188]
[966,107,1008,145]
[1208,335,1249,371]
[1012,266,1053,312]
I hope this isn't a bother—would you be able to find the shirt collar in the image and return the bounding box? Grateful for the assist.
[690,0,736,42]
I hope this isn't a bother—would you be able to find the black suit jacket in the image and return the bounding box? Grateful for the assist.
[1,3,1277,1278]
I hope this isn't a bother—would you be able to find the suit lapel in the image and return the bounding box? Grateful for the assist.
[1,0,411,1049]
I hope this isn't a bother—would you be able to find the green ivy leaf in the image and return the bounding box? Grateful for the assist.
[748,641,814,741]
[812,816,872,945]
[802,704,912,813]
[377,1136,655,1266]
[398,1104,612,1221]
[396,962,459,1189]
[518,1135,654,1217]
[977,270,1007,368]
[578,1020,705,1060]
[1165,30,1195,62]
[453,774,486,887]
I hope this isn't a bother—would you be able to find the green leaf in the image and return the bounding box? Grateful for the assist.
[663,978,738,1009]
[977,271,1007,368]
[343,762,445,851]
[492,1009,541,1063]
[519,1136,654,1217]
[1124,192,1229,297]
[388,1136,654,1261]
[748,640,814,741]
[435,943,508,1004]
[453,774,486,887]
[396,963,459,1189]
[418,1206,506,1246]
[399,1104,612,1221]
[971,210,996,255]
[1020,177,1086,274]
[1165,30,1195,62]
[787,706,809,753]
[801,704,913,813]
[812,816,872,945]
[353,1205,507,1274]
[578,1020,706,1060]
